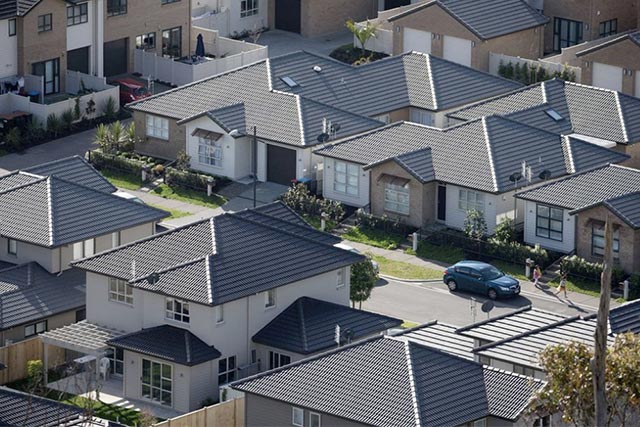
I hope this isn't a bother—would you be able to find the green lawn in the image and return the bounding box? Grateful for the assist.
[550,276,601,297]
[61,394,146,425]
[100,169,142,191]
[343,227,406,250]
[371,255,443,280]
[302,214,337,232]
[408,242,464,265]
[491,260,530,282]
[148,203,191,220]
[152,184,226,208]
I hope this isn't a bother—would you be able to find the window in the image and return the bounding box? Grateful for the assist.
[136,32,156,49]
[240,0,258,17]
[269,351,291,369]
[513,364,535,377]
[599,19,617,37]
[72,238,95,260]
[32,58,60,95]
[108,277,133,305]
[218,356,236,385]
[310,413,321,427]
[165,298,190,323]
[473,419,487,427]
[533,415,551,427]
[37,14,52,32]
[111,231,120,248]
[105,346,124,375]
[592,223,620,258]
[7,239,17,255]
[216,304,224,323]
[142,359,172,406]
[536,204,563,241]
[292,407,304,426]
[162,26,182,58]
[334,161,359,196]
[553,17,583,52]
[24,320,47,337]
[385,179,410,215]
[410,108,433,126]
[265,289,276,308]
[107,0,127,16]
[8,18,16,36]
[67,3,88,26]
[198,137,223,167]
[373,113,390,124]
[146,114,169,139]
[336,268,345,288]
[458,189,484,212]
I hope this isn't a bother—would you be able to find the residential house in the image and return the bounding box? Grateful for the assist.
[231,333,545,427]
[373,0,547,71]
[127,50,521,184]
[252,296,402,367]
[313,117,628,232]
[447,78,640,168]
[0,156,167,345]
[514,164,640,271]
[44,202,369,413]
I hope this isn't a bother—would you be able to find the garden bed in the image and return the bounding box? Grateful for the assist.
[329,44,388,65]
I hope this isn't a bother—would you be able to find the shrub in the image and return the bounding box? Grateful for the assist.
[61,109,74,132]
[89,150,149,176]
[5,127,22,151]
[73,97,82,121]
[493,217,516,243]
[46,113,62,137]
[629,274,640,301]
[464,209,487,240]
[102,96,117,121]
[25,117,45,145]
[27,359,44,392]
[560,255,626,287]
[164,167,223,192]
[486,238,550,267]
[280,183,344,222]
[175,150,191,170]
[152,164,165,176]
[354,210,411,235]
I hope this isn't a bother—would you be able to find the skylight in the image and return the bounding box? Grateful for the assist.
[281,76,299,88]
[545,108,563,121]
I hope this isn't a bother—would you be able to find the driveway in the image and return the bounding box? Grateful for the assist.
[259,29,353,57]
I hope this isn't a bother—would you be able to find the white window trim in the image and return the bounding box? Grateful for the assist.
[7,238,17,256]
[240,0,259,17]
[218,355,237,385]
[146,114,169,140]
[333,160,359,197]
[373,113,390,124]
[141,358,172,406]
[72,238,95,260]
[336,267,345,289]
[165,297,190,323]
[292,407,304,427]
[108,277,133,305]
[458,189,484,213]
[24,320,47,338]
[198,136,223,168]
[409,108,433,126]
[216,304,224,324]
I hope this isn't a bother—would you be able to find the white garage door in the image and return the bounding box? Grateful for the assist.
[635,71,640,98]
[443,35,472,67]
[592,62,623,92]
[403,28,431,54]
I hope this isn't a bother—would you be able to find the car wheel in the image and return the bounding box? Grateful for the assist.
[488,289,498,300]
[447,279,458,292]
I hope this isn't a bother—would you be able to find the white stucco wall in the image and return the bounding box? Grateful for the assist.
[0,237,59,273]
[66,1,94,50]
[322,158,370,207]
[522,200,575,253]
[185,116,239,179]
[0,20,18,79]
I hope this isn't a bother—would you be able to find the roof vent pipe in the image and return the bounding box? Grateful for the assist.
[313,65,322,73]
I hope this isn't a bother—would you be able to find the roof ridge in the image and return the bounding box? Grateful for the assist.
[515,163,622,198]
[456,306,532,332]
[482,117,499,192]
[563,136,576,174]
[448,82,543,119]
[129,254,210,283]
[295,95,306,145]
[0,175,48,196]
[46,177,54,246]
[404,341,423,427]
[425,55,438,110]
[239,205,338,240]
[613,92,629,143]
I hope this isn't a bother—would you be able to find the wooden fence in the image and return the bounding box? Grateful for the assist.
[0,338,65,385]
[154,397,244,427]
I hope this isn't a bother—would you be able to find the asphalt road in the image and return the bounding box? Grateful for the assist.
[362,278,597,326]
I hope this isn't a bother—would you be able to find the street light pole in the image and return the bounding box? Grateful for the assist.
[253,126,257,208]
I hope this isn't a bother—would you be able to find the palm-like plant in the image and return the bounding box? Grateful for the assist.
[346,19,377,58]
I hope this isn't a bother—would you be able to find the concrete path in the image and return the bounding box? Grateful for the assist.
[259,29,353,57]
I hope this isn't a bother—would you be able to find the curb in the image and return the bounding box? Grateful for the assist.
[379,274,442,284]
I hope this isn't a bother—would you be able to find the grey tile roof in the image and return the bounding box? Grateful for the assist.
[73,202,362,306]
[0,263,85,330]
[515,165,640,210]
[107,325,221,366]
[456,306,568,342]
[393,320,475,359]
[0,172,40,192]
[603,192,640,229]
[316,117,627,193]
[448,79,640,144]
[394,148,435,183]
[233,337,544,426]
[0,175,168,247]
[609,299,640,334]
[23,155,116,193]
[474,314,615,369]
[0,0,38,19]
[252,297,402,354]
[389,0,547,40]
[575,30,640,57]
[0,387,83,427]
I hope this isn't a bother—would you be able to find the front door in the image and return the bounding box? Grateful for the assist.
[267,144,297,185]
[437,185,446,221]
[275,0,301,33]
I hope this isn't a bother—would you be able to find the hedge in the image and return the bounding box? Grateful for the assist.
[164,168,226,192]
[560,255,626,288]
[88,150,149,176]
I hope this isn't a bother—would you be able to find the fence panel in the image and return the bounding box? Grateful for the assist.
[0,338,65,385]
[153,397,244,427]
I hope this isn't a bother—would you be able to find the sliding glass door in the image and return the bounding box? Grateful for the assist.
[141,359,172,406]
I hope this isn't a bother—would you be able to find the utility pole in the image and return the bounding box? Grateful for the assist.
[593,213,613,426]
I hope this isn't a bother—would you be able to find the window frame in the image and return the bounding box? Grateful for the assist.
[591,223,620,258]
[24,320,47,338]
[409,108,433,126]
[37,13,52,32]
[108,277,134,305]
[217,355,236,385]
[162,26,182,58]
[269,350,291,370]
[333,160,359,196]
[265,289,276,309]
[553,17,583,52]
[136,32,156,49]
[240,0,259,18]
[458,189,484,213]
[7,238,17,256]
[165,297,190,323]
[32,58,60,95]
[535,204,564,242]
[8,18,16,37]
[292,407,304,427]
[67,3,88,26]
[107,0,127,16]
[146,114,169,140]
[384,180,410,215]
[599,19,617,38]
[72,238,95,260]
[198,136,223,167]
[216,304,224,323]
[309,412,321,427]
[336,268,345,288]
[141,358,172,406]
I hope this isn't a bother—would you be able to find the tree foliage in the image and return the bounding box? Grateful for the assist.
[350,259,377,309]
[346,19,377,57]
[493,217,516,243]
[464,209,487,240]
[95,121,136,154]
[528,333,640,426]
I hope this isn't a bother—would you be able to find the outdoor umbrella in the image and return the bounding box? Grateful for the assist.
[196,34,206,57]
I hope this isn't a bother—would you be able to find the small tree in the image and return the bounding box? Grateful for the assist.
[175,150,191,170]
[46,113,62,138]
[346,19,377,58]
[5,127,22,152]
[61,109,74,132]
[102,96,117,121]
[493,217,516,243]
[350,259,377,309]
[26,360,44,395]
[464,209,487,240]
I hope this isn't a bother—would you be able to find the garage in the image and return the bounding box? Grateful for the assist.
[267,144,297,185]
[67,46,90,74]
[403,28,431,54]
[592,62,623,92]
[275,0,301,33]
[443,35,472,67]
[104,38,128,77]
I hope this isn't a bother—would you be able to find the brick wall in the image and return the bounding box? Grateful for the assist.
[134,112,186,160]
[578,39,640,95]
[300,0,377,38]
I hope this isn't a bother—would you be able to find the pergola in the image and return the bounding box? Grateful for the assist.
[40,321,126,386]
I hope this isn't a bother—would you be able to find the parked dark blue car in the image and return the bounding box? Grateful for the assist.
[443,260,520,300]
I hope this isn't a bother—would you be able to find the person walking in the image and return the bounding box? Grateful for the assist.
[533,265,542,288]
[555,273,568,298]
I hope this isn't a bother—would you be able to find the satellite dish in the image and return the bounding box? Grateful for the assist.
[481,300,494,313]
[317,133,330,143]
[330,123,341,133]
[147,272,160,285]
[509,172,523,183]
[538,169,551,180]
